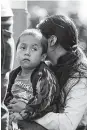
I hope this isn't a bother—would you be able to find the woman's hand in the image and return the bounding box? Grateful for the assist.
[35,112,59,130]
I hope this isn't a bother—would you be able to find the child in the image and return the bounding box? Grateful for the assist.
[5,29,59,130]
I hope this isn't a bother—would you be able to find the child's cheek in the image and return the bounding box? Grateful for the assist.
[16,54,20,62]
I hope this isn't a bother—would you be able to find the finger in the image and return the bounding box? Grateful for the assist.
[8,105,13,109]
[8,104,15,111]
[8,108,12,112]
[9,111,13,115]
[9,109,15,112]
[10,98,17,104]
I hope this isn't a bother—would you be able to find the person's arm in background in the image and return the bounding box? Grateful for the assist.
[1,1,15,130]
[1,0,15,103]
[35,78,87,130]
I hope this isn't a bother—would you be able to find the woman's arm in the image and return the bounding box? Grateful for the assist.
[35,78,87,130]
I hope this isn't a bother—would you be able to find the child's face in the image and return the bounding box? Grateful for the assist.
[17,35,44,69]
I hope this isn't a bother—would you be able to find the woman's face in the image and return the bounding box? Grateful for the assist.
[47,39,67,65]
[47,43,54,62]
[47,40,58,65]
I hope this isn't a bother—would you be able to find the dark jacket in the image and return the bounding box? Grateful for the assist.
[5,62,59,121]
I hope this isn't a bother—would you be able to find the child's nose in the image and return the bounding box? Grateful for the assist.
[25,48,31,56]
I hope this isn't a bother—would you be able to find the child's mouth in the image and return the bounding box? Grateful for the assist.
[23,59,30,62]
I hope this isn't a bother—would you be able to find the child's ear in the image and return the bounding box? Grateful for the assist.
[41,53,47,62]
[48,35,57,47]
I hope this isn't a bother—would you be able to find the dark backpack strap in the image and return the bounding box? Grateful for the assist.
[8,67,21,91]
[4,66,21,105]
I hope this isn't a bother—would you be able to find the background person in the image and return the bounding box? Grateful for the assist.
[1,0,15,130]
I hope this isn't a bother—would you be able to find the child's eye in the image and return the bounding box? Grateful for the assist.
[32,47,38,51]
[20,46,26,50]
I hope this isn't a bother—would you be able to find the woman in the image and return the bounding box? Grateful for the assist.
[35,15,87,130]
[7,15,87,130]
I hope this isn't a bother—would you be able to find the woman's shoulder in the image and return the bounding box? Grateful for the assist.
[66,54,87,91]
[65,74,87,97]
[78,49,87,74]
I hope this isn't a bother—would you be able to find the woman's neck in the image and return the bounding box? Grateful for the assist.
[52,45,67,65]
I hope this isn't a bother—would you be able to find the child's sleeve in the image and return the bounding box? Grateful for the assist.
[21,68,59,121]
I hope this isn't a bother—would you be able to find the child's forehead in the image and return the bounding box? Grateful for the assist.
[19,34,43,47]
[20,33,42,42]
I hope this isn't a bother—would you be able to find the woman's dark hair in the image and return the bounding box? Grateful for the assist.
[16,29,48,54]
[37,15,78,51]
[37,15,87,108]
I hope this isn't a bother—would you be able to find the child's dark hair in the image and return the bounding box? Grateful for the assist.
[16,29,48,54]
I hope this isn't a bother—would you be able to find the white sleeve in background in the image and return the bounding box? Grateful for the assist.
[35,78,87,130]
[1,0,13,17]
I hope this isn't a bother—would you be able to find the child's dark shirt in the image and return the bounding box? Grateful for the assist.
[5,62,59,121]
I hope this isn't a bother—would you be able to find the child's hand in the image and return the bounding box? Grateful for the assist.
[8,101,26,113]
[10,98,18,104]
[8,98,19,113]
[9,113,23,123]
[9,113,15,125]
[8,124,13,130]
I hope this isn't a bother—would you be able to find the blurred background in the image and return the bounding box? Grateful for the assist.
[9,0,87,67]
